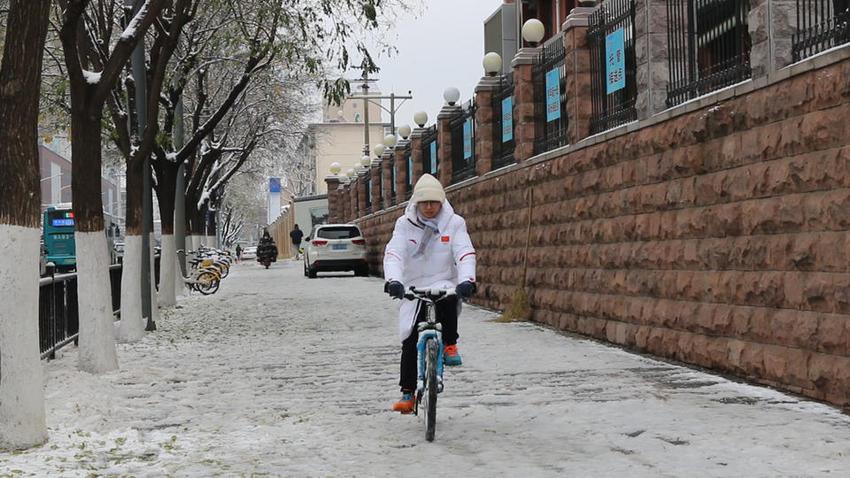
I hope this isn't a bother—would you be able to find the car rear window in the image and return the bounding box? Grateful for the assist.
[317,226,361,240]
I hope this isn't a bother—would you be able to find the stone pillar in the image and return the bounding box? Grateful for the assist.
[346,180,355,222]
[381,150,394,209]
[357,170,367,218]
[511,48,539,162]
[410,128,425,185]
[370,161,381,212]
[635,0,670,119]
[749,0,797,79]
[325,176,342,223]
[563,8,594,143]
[437,104,461,186]
[474,76,501,176]
[395,140,410,201]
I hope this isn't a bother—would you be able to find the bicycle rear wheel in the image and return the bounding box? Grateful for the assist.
[425,339,438,442]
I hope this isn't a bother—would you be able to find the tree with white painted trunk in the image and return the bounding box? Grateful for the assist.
[148,0,404,256]
[57,0,168,365]
[0,0,51,450]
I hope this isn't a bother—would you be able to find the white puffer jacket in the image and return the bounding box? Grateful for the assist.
[383,199,477,342]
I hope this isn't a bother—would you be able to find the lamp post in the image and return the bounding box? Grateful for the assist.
[414,111,428,128]
[522,19,546,47]
[483,52,503,77]
[443,87,461,106]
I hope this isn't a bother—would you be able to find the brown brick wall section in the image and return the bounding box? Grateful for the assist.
[410,131,425,185]
[513,60,536,162]
[351,59,850,408]
[395,144,409,201]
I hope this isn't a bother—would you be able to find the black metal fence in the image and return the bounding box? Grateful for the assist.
[364,172,372,213]
[533,34,569,154]
[450,100,477,183]
[389,155,397,205]
[589,0,638,133]
[666,0,752,107]
[492,73,517,170]
[421,126,438,177]
[39,263,126,359]
[403,143,413,200]
[793,0,850,61]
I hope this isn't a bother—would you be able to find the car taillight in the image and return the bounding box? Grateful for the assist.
[312,239,328,246]
[352,239,365,245]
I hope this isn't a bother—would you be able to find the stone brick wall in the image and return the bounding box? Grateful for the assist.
[354,58,850,407]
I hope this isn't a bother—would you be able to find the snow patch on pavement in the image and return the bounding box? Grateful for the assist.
[3,262,849,476]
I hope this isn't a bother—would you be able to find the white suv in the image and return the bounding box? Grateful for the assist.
[303,224,368,278]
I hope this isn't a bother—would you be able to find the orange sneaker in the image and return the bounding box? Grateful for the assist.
[444,344,462,366]
[392,392,415,414]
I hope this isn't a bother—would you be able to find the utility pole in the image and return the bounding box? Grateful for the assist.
[348,84,413,141]
[174,98,186,281]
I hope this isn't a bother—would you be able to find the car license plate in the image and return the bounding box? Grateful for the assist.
[332,244,347,250]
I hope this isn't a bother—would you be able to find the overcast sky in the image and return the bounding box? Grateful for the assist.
[369,0,501,131]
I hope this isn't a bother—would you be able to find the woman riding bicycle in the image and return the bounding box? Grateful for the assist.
[383,174,477,414]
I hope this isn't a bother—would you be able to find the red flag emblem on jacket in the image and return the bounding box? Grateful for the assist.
[441,235,450,243]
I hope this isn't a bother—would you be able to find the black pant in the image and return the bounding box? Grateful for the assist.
[399,296,459,392]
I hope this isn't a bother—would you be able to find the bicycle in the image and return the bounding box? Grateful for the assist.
[176,249,226,295]
[404,287,456,442]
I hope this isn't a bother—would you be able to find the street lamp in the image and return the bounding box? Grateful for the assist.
[360,155,372,167]
[398,125,412,140]
[383,134,397,148]
[347,168,356,177]
[443,87,460,106]
[483,52,503,77]
[414,111,428,128]
[373,144,386,158]
[329,162,342,175]
[522,19,546,46]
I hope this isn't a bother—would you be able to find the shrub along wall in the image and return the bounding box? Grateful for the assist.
[354,57,850,407]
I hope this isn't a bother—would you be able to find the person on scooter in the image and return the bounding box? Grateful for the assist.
[383,174,477,414]
[256,229,278,268]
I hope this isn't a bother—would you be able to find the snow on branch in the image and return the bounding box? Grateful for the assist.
[121,0,152,41]
[83,70,102,85]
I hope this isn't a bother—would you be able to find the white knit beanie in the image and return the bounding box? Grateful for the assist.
[411,174,446,204]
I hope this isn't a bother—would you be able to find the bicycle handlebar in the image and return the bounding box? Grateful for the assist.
[404,287,456,302]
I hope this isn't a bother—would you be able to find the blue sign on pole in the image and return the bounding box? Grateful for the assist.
[269,177,281,193]
[502,96,513,143]
[407,156,413,185]
[463,118,473,160]
[545,68,561,122]
[430,141,437,173]
[606,28,626,94]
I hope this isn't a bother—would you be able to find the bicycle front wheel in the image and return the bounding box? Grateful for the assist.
[196,271,220,295]
[425,339,438,442]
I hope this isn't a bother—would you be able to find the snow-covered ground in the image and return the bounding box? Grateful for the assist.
[3,261,850,477]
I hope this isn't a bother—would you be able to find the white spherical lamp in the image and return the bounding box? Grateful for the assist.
[522,19,545,45]
[483,52,503,77]
[443,87,461,106]
[329,162,342,175]
[398,125,412,139]
[360,155,371,167]
[383,134,397,149]
[346,168,356,177]
[413,111,428,128]
[373,144,386,158]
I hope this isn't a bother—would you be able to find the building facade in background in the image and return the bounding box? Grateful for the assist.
[291,95,388,195]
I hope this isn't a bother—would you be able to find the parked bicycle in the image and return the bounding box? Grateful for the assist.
[404,287,456,442]
[176,247,232,295]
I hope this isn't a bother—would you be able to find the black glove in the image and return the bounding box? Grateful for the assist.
[384,281,405,300]
[455,281,477,299]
